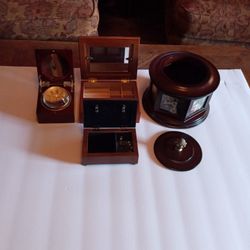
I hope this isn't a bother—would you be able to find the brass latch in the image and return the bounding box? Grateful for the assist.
[121,79,130,83]
[88,78,97,83]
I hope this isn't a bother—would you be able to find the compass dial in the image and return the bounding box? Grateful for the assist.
[42,86,71,111]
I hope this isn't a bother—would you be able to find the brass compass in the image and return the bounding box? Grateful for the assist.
[41,86,71,111]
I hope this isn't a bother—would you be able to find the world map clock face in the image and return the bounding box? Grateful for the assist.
[159,94,178,114]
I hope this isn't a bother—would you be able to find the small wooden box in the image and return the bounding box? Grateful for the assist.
[35,49,74,123]
[79,36,140,165]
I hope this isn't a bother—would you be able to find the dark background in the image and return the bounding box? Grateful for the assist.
[98,0,166,44]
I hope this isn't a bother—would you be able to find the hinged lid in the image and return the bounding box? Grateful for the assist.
[35,49,74,86]
[154,131,202,171]
[79,36,140,80]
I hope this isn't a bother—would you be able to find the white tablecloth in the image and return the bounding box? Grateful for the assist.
[0,67,250,250]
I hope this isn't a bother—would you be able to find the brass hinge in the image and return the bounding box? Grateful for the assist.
[121,79,130,83]
[88,78,97,83]
[63,75,74,92]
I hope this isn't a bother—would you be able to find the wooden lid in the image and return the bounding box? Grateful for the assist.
[79,36,140,80]
[35,49,73,84]
[154,131,202,171]
[149,51,220,97]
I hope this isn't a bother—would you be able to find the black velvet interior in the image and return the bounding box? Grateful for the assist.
[88,132,133,153]
[88,133,116,153]
[84,100,137,127]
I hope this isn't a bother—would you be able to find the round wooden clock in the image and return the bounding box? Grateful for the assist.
[142,51,220,128]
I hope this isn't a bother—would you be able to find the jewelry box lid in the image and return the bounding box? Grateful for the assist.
[154,131,202,171]
[79,36,140,80]
[35,49,74,84]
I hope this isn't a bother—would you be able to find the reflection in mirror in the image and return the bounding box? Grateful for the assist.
[40,52,69,79]
[50,53,64,77]
[90,47,129,63]
[89,46,130,73]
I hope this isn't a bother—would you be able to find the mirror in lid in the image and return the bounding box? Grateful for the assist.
[35,49,74,123]
[79,36,140,165]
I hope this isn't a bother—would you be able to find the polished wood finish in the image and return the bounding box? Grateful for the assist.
[0,39,250,86]
[143,51,220,128]
[154,131,202,171]
[79,37,139,165]
[0,40,80,68]
[149,51,220,97]
[140,44,250,87]
[82,128,138,165]
[35,49,75,123]
[79,36,139,80]
[83,81,137,99]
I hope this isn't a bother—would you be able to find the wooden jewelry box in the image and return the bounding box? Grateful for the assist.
[79,36,140,165]
[35,49,74,123]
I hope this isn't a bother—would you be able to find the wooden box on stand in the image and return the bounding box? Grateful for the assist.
[35,49,74,123]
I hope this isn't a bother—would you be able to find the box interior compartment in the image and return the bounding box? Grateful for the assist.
[83,81,137,99]
[88,131,134,153]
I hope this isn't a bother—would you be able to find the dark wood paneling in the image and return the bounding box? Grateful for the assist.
[0,39,250,86]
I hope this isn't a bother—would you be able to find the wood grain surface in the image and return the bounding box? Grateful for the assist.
[1,39,249,86]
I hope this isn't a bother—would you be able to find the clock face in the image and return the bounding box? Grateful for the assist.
[42,86,71,111]
[188,96,207,116]
[159,94,178,114]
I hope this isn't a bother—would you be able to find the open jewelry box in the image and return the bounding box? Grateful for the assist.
[35,49,74,123]
[79,36,140,165]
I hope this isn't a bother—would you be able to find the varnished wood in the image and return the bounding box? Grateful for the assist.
[35,49,75,123]
[78,36,140,80]
[139,44,250,87]
[142,51,220,128]
[82,128,138,165]
[79,37,140,165]
[0,39,250,86]
[0,39,80,67]
[154,131,202,171]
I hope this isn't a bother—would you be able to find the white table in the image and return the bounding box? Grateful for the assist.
[0,67,250,250]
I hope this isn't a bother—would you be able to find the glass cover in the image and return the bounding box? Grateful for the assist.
[42,86,71,111]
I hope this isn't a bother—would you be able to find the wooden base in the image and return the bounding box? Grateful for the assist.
[142,87,209,128]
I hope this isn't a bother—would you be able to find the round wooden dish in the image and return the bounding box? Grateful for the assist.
[154,131,202,171]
